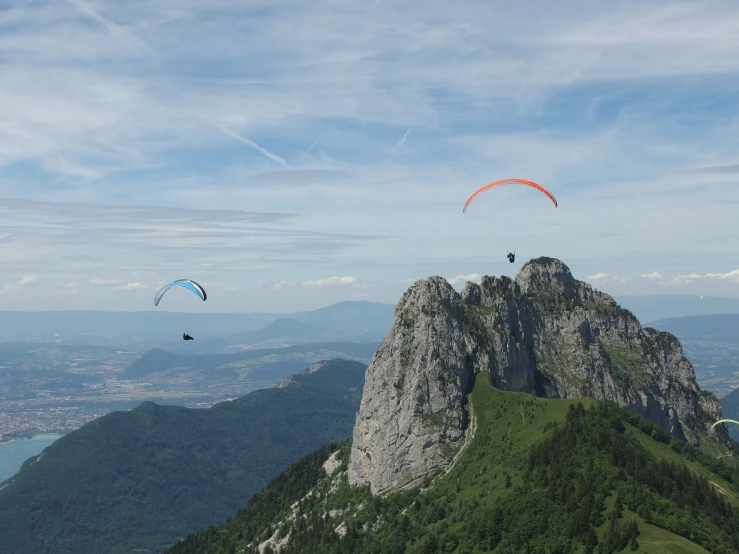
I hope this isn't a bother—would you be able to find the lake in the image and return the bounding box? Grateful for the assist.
[0,435,63,483]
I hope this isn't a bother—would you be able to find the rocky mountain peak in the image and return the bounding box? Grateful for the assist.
[515,256,576,295]
[348,258,728,495]
[514,256,616,306]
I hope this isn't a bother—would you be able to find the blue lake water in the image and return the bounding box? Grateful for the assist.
[0,435,63,483]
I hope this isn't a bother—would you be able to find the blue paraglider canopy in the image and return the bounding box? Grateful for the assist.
[154,279,207,306]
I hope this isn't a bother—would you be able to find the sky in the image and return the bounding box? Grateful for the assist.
[1,0,739,312]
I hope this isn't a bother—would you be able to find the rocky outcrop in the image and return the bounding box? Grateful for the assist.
[348,277,472,494]
[348,257,729,495]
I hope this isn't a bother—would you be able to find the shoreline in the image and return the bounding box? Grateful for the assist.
[0,433,66,446]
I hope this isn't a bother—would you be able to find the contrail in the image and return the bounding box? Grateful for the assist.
[66,0,155,56]
[302,132,324,160]
[372,0,382,11]
[211,122,288,168]
[705,86,739,107]
[389,128,413,156]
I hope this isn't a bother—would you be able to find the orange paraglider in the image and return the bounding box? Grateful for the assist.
[462,178,558,213]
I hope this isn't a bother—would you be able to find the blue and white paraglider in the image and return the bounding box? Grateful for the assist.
[154,279,207,340]
[154,279,207,306]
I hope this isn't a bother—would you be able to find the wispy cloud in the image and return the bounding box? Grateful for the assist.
[90,278,126,285]
[690,164,739,174]
[447,273,482,286]
[113,282,149,291]
[57,283,80,293]
[65,0,156,56]
[651,269,739,286]
[0,199,377,277]
[389,128,413,156]
[303,276,357,287]
[273,280,296,290]
[586,273,630,285]
[0,276,38,296]
[701,270,739,283]
[1,1,739,310]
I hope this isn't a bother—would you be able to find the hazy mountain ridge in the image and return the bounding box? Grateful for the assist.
[0,359,368,554]
[124,341,380,378]
[648,314,739,342]
[0,301,395,345]
[617,295,739,324]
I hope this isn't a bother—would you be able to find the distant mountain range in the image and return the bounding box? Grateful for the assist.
[3,295,738,346]
[616,294,739,324]
[0,300,396,347]
[645,314,739,342]
[124,341,380,379]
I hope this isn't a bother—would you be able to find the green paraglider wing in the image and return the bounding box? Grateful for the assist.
[710,419,739,429]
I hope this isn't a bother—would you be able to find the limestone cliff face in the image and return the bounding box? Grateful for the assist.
[348,257,728,494]
[347,277,471,494]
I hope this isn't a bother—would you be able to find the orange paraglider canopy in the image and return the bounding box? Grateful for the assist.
[462,178,558,212]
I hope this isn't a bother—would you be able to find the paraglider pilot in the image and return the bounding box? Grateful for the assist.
[507,251,515,263]
[183,332,194,341]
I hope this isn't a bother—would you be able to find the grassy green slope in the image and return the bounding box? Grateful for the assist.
[167,372,739,554]
[0,359,366,554]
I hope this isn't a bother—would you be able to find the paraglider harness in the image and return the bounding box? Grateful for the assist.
[183,332,194,341]
[506,251,516,263]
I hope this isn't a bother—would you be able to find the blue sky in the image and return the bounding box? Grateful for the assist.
[1,0,738,312]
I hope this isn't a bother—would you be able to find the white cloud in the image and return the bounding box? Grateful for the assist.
[447,273,482,286]
[273,280,296,290]
[113,282,149,291]
[1,1,739,310]
[585,273,631,286]
[636,269,739,288]
[667,269,739,285]
[222,285,242,293]
[90,278,126,285]
[302,276,357,287]
[0,275,38,296]
[701,269,739,283]
[57,283,80,293]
